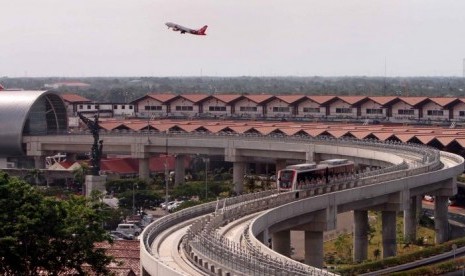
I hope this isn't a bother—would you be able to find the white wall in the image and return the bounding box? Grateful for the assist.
[234,98,263,116]
[137,98,166,117]
[169,98,198,116]
[360,100,385,118]
[328,99,356,117]
[422,101,448,121]
[266,98,293,117]
[112,104,135,117]
[202,98,230,115]
[391,101,418,119]
[452,102,465,121]
[297,99,326,117]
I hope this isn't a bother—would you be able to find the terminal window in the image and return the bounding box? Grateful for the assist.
[272,107,290,112]
[303,107,320,113]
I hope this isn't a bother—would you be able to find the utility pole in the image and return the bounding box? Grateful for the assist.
[164,132,169,211]
[132,183,136,215]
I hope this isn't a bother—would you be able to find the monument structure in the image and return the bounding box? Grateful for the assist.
[78,113,107,196]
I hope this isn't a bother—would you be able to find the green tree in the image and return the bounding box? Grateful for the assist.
[0,172,113,275]
[24,169,44,186]
[72,163,89,186]
[334,234,352,262]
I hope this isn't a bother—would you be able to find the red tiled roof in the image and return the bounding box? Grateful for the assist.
[302,128,327,137]
[212,94,242,103]
[147,93,177,103]
[338,96,367,105]
[244,94,274,103]
[61,93,92,103]
[99,122,127,131]
[95,240,140,275]
[229,125,255,134]
[180,94,209,103]
[394,133,416,142]
[436,136,456,146]
[349,131,372,139]
[327,130,350,138]
[371,132,396,141]
[275,95,306,104]
[398,97,428,106]
[59,160,76,169]
[415,135,436,144]
[101,159,138,174]
[254,127,281,135]
[89,117,465,149]
[429,97,459,107]
[369,96,398,105]
[308,95,336,104]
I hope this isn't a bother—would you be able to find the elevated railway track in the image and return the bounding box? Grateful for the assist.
[138,134,463,276]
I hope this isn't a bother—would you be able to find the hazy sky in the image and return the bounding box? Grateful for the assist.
[2,0,465,77]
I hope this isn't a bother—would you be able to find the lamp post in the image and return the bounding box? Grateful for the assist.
[164,132,169,212]
[203,157,209,199]
[132,183,136,215]
[146,100,150,143]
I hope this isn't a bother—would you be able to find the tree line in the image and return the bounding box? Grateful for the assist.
[2,76,465,103]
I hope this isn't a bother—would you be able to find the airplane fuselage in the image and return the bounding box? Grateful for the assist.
[165,22,207,35]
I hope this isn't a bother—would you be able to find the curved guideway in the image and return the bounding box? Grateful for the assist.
[218,212,263,244]
[141,135,464,276]
[152,217,205,276]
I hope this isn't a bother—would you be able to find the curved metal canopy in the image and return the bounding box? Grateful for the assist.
[0,90,68,156]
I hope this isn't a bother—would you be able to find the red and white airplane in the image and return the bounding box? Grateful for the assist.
[165,22,208,35]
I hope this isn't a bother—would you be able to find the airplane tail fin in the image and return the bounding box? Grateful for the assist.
[198,25,208,35]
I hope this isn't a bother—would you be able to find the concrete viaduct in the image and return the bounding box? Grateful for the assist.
[20,132,465,275]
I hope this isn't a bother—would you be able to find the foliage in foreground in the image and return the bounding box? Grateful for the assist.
[391,258,465,276]
[0,171,113,275]
[336,236,465,275]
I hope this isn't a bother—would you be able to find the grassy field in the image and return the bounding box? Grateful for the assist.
[323,211,436,266]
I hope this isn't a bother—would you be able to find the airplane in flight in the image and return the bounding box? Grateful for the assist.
[165,22,208,36]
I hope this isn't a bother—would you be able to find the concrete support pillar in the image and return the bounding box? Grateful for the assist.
[416,195,422,223]
[138,158,150,181]
[34,156,45,169]
[304,231,323,268]
[174,155,185,186]
[275,159,287,173]
[233,162,245,194]
[404,196,418,243]
[382,211,397,258]
[434,195,449,244]
[353,210,368,262]
[272,230,291,257]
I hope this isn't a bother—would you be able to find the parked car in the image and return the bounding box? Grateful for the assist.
[110,230,134,240]
[424,195,434,202]
[167,201,184,212]
[116,223,141,236]
[160,201,175,210]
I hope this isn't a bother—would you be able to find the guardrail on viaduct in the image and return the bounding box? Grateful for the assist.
[139,133,464,276]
